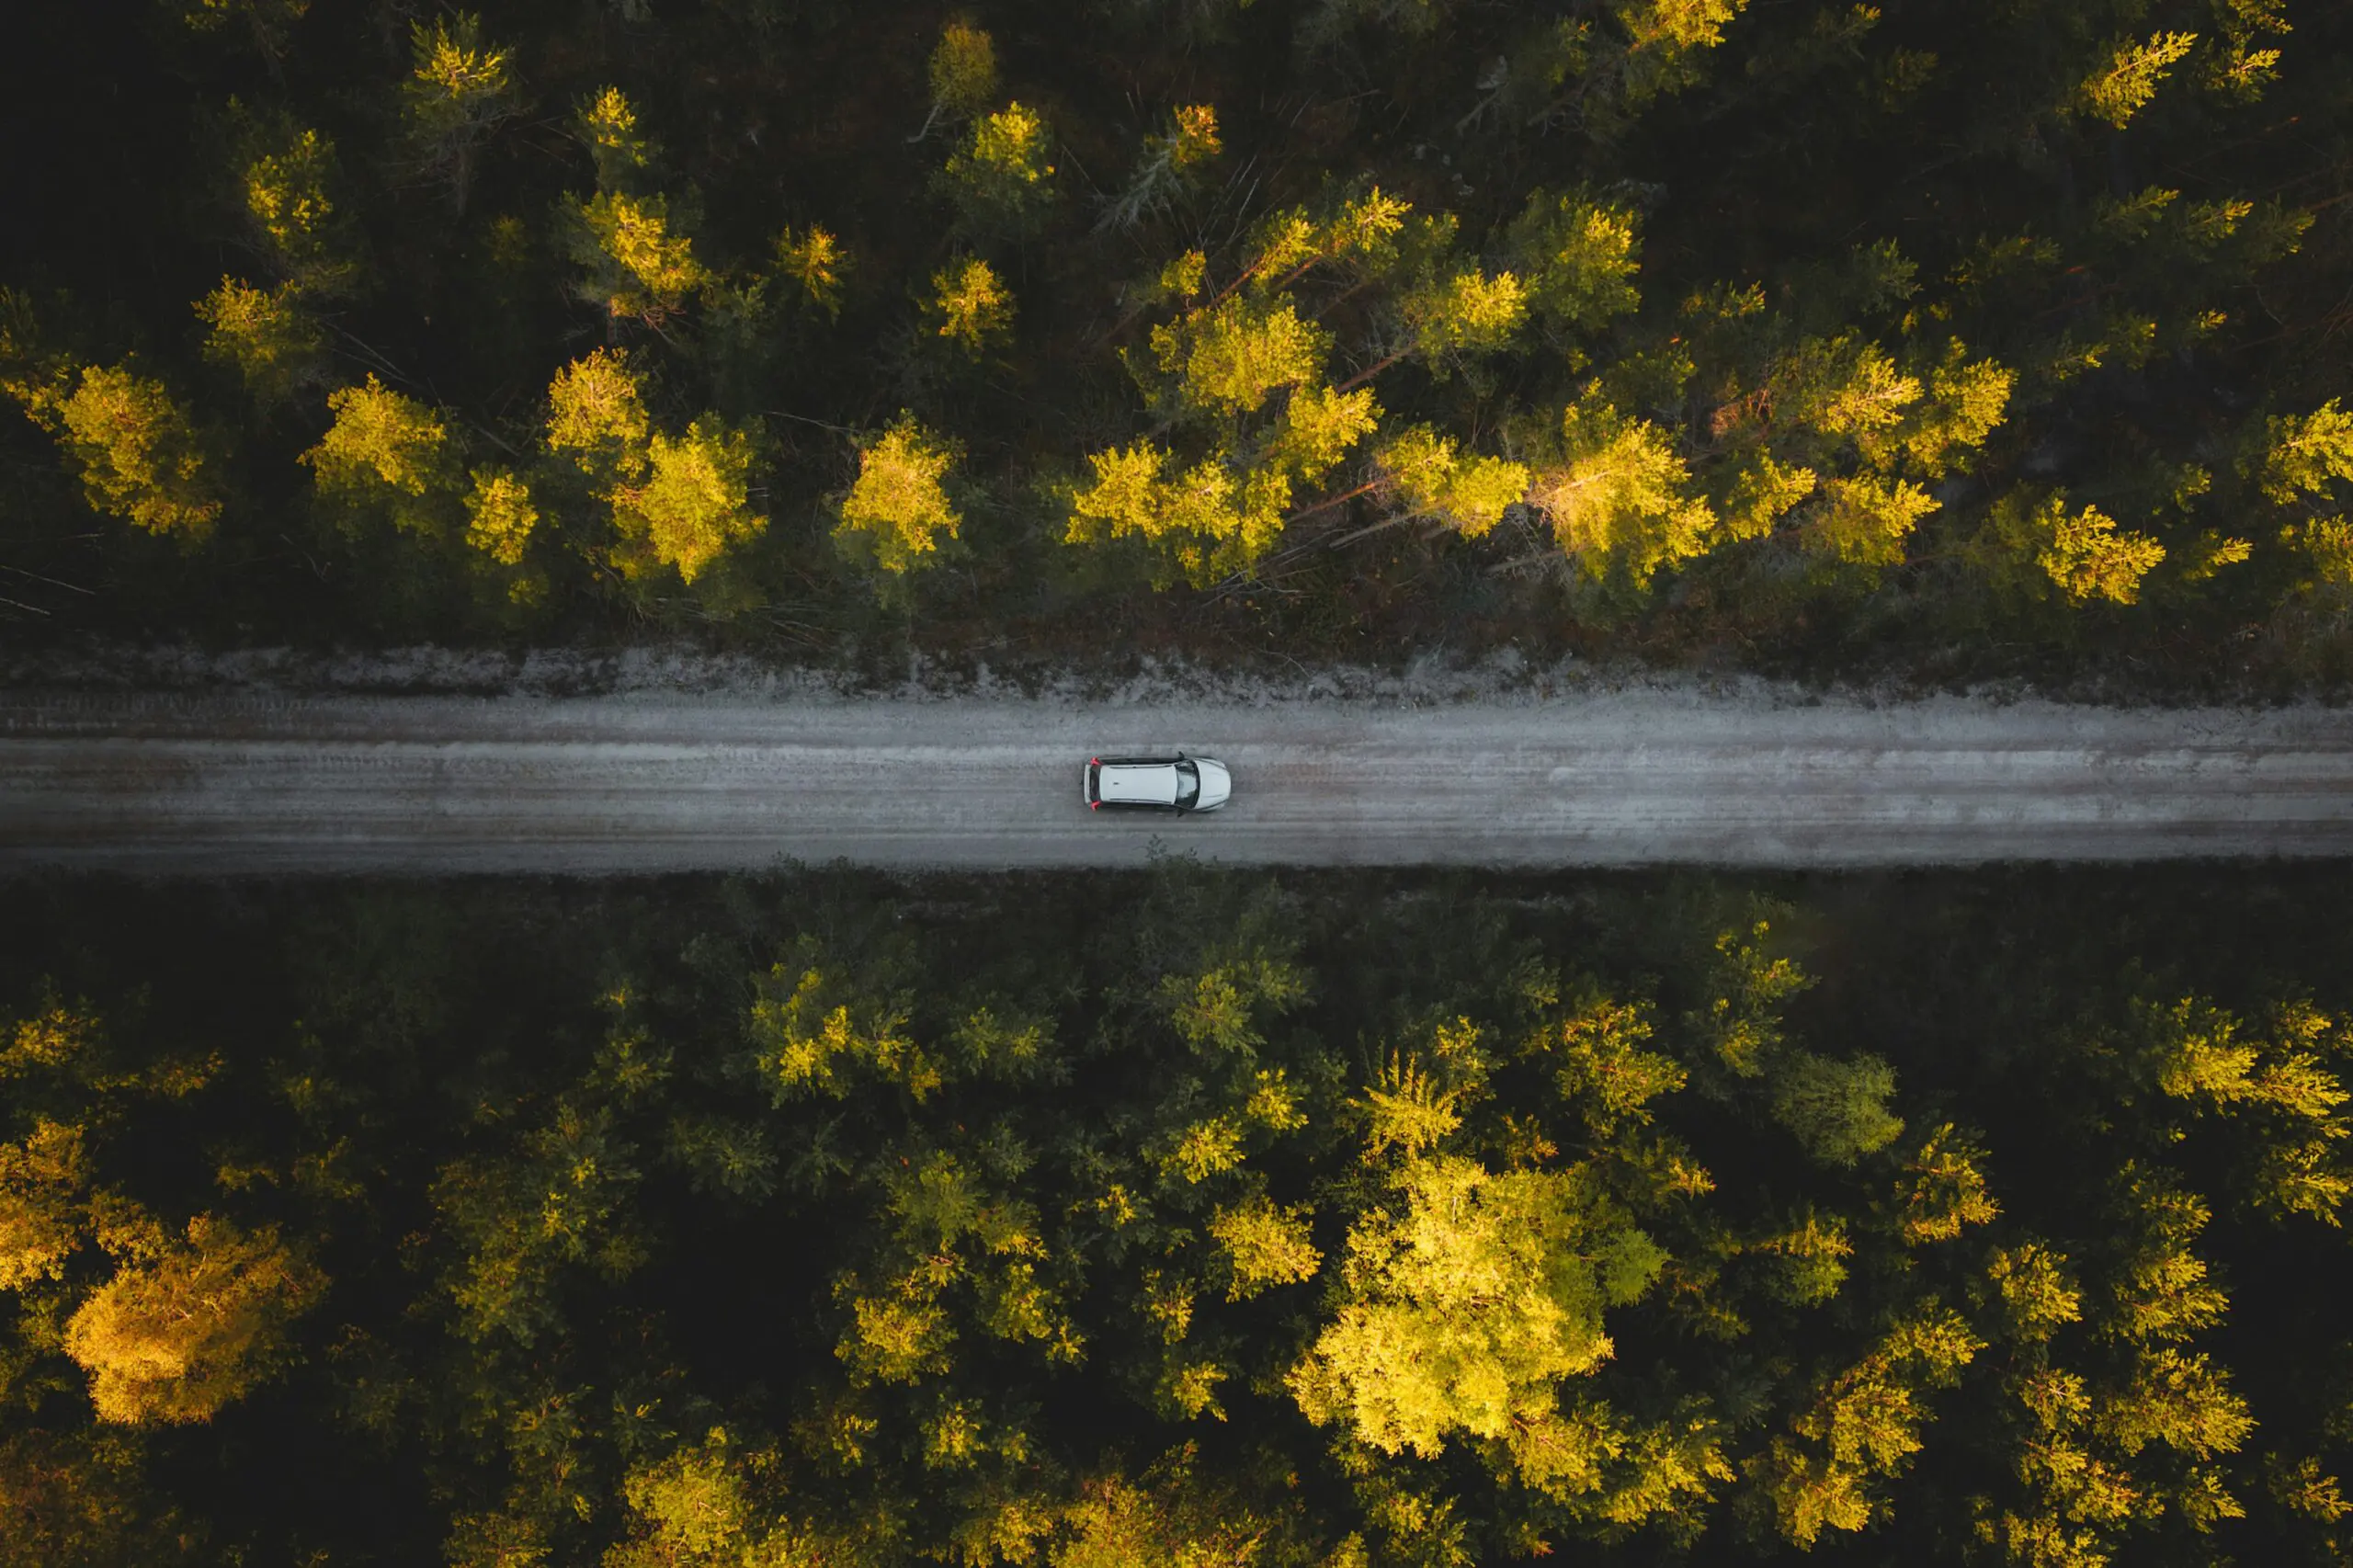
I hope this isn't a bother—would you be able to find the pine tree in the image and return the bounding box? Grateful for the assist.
[402,14,517,213]
[53,367,222,540]
[835,417,961,575]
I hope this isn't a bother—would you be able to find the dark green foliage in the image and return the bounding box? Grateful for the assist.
[0,0,2347,686]
[1,866,2351,1565]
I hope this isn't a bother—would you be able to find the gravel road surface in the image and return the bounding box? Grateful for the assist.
[5,689,2352,872]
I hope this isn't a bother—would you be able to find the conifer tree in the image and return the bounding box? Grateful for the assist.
[402,13,517,213]
[835,417,962,575]
[51,367,223,540]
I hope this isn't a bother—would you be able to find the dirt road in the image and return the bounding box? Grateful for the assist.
[5,687,2352,872]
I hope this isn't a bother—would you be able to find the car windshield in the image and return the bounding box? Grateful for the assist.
[1175,759,1199,807]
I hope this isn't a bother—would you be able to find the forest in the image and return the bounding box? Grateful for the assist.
[0,0,2350,685]
[6,4,2353,1563]
[2,863,2351,1567]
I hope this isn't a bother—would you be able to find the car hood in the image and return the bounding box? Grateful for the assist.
[1194,758,1232,811]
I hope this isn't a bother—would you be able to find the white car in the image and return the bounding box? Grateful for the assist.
[1084,754,1232,814]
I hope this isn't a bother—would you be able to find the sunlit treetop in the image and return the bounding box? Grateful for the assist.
[301,376,449,526]
[64,1214,323,1426]
[406,13,512,118]
[243,126,348,290]
[939,103,1058,234]
[1529,395,1717,584]
[195,278,324,403]
[402,12,517,210]
[2079,31,2200,128]
[55,366,223,541]
[926,20,999,123]
[1506,188,1643,333]
[613,416,765,584]
[572,191,707,325]
[462,469,538,568]
[545,348,650,478]
[929,257,1014,355]
[2259,399,2353,507]
[774,226,848,318]
[578,85,653,189]
[835,417,961,574]
[1153,298,1330,417]
[1375,426,1530,537]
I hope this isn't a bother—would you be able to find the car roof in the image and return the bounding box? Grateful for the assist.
[1097,761,1181,804]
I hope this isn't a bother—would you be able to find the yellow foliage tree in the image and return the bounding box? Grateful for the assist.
[1804,472,1938,565]
[2080,32,2200,128]
[924,20,999,131]
[243,125,351,291]
[939,103,1057,235]
[1065,442,1289,586]
[774,226,848,318]
[64,1214,323,1426]
[55,366,222,540]
[1374,426,1529,537]
[2258,398,2353,506]
[578,85,653,189]
[930,257,1015,354]
[1979,491,2165,604]
[301,375,449,532]
[1397,267,1529,367]
[613,416,765,583]
[572,191,707,325]
[1288,1153,1663,1460]
[1759,1305,1983,1546]
[545,347,650,480]
[835,417,962,575]
[2037,500,2166,604]
[1529,398,1717,584]
[1208,1194,1321,1300]
[462,469,537,567]
[1154,298,1329,417]
[0,1119,86,1290]
[195,278,324,402]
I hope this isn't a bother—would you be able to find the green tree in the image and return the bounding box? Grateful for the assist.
[1503,188,1643,335]
[938,104,1057,237]
[403,13,517,213]
[1099,104,1222,233]
[240,122,355,292]
[174,0,309,62]
[916,20,999,140]
[194,277,324,403]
